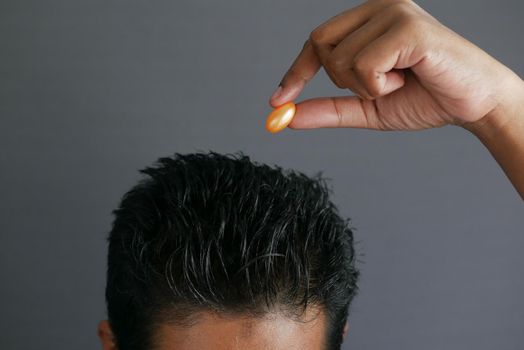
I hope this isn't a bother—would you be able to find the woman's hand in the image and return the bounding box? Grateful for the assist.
[269,0,523,132]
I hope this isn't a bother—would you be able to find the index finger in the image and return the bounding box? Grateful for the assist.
[269,1,385,107]
[269,40,321,107]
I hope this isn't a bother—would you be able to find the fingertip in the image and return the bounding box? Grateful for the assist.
[269,84,301,108]
[269,86,283,106]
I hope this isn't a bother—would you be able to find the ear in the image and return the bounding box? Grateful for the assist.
[98,320,117,350]
[342,322,349,338]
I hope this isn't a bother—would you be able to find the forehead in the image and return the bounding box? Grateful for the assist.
[154,310,326,350]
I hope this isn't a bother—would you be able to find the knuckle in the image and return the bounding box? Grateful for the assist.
[359,73,383,98]
[398,16,427,33]
[361,77,381,99]
[325,56,348,88]
[352,56,368,73]
[366,82,382,98]
[309,26,328,45]
[387,1,415,14]
[351,62,381,98]
[326,55,346,73]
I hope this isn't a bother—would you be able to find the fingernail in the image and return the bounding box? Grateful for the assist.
[270,85,283,101]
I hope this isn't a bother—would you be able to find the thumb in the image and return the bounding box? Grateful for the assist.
[289,96,374,129]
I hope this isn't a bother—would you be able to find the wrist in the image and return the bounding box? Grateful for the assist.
[462,73,524,199]
[463,74,524,141]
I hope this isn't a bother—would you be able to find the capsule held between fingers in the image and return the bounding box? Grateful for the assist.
[265,102,296,133]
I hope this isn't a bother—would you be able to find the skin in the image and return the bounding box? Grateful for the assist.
[99,1,523,349]
[270,0,524,199]
[98,308,345,350]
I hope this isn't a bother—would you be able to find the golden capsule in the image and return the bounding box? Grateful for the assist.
[265,102,296,133]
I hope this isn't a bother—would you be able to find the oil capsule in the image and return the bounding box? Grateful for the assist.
[265,102,296,133]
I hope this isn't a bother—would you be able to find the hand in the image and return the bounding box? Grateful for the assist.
[269,0,523,132]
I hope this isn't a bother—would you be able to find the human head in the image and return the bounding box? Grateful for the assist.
[99,152,358,350]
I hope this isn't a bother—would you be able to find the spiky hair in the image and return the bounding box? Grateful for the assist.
[105,152,358,350]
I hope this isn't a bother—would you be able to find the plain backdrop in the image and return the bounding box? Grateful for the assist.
[1,0,523,349]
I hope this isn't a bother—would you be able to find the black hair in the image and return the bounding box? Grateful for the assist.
[105,152,358,350]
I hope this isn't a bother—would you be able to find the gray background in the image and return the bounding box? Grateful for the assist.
[1,0,523,349]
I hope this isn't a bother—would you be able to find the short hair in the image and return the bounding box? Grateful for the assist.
[105,152,359,350]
